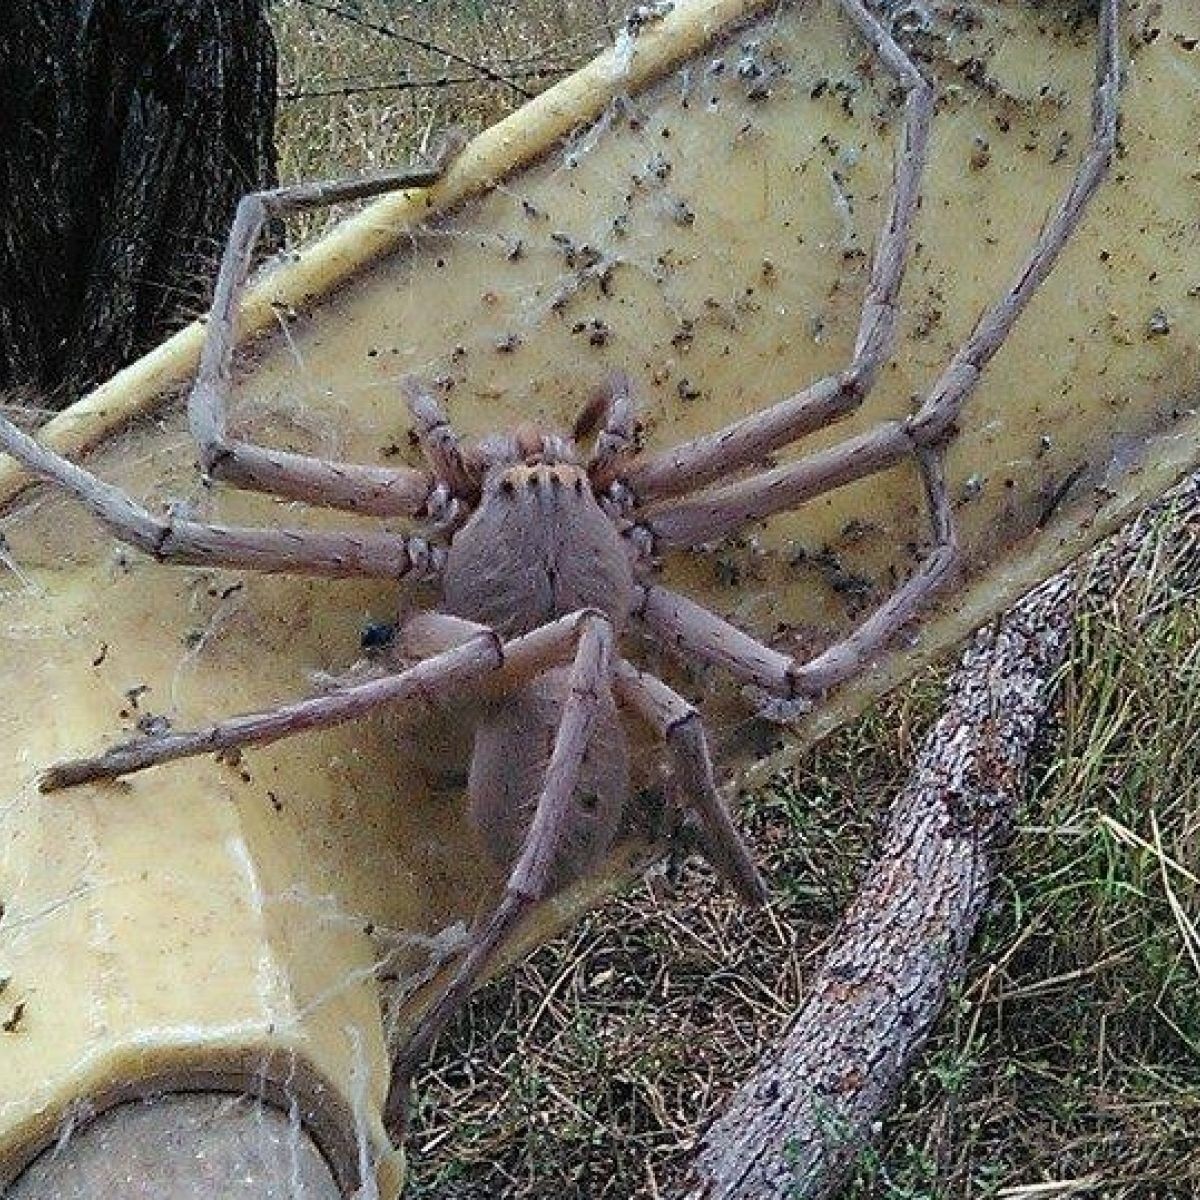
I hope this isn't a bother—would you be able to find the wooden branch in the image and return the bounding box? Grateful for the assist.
[674,473,1200,1200]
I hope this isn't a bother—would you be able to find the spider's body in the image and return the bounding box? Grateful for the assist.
[469,663,630,889]
[439,428,637,890]
[442,450,635,637]
[0,0,1120,1150]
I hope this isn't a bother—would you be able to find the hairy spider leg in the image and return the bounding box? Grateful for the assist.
[628,0,1117,708]
[612,660,767,905]
[0,412,443,582]
[633,0,1119,552]
[384,610,615,1138]
[585,371,640,489]
[36,608,605,790]
[618,0,934,507]
[188,130,467,517]
[39,634,500,791]
[401,377,480,531]
[633,450,956,709]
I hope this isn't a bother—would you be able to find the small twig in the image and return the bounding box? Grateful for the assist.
[1151,812,1200,984]
[995,1179,1102,1198]
[1097,813,1200,887]
[989,948,1138,1004]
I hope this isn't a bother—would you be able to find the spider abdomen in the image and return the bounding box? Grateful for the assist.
[468,667,629,893]
[441,463,634,637]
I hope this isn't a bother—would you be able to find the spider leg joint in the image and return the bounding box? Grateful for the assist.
[404,537,448,580]
[623,523,658,566]
[599,479,636,519]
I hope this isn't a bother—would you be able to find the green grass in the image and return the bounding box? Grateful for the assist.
[270,5,1200,1196]
[841,543,1200,1200]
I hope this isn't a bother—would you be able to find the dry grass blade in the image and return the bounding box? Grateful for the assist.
[994,1180,1102,1199]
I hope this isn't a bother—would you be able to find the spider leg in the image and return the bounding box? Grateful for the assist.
[402,377,479,519]
[0,412,442,580]
[631,0,1120,550]
[633,450,958,706]
[613,659,767,905]
[585,371,639,490]
[384,610,615,1139]
[620,0,933,506]
[189,131,466,517]
[637,419,912,548]
[40,634,499,791]
[38,608,608,790]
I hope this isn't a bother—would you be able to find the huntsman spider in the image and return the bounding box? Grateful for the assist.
[0,0,1120,1138]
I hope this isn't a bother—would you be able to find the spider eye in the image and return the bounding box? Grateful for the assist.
[515,424,545,461]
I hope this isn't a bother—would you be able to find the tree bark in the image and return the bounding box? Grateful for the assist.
[675,475,1200,1200]
[0,0,277,405]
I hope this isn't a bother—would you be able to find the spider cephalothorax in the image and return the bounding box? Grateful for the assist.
[433,389,638,637]
[0,0,1120,1146]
